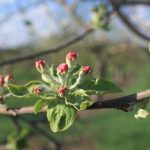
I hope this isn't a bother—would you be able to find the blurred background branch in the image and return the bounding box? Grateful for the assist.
[0,28,94,67]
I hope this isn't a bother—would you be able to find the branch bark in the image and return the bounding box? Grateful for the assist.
[87,89,150,111]
[0,89,150,116]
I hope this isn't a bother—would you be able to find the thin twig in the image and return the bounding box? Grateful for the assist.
[115,0,150,5]
[0,89,150,115]
[110,0,150,41]
[10,116,21,132]
[20,117,61,150]
[0,106,47,116]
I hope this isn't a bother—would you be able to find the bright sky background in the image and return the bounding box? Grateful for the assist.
[0,0,150,50]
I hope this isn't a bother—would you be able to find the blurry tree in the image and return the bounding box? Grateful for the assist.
[0,0,150,150]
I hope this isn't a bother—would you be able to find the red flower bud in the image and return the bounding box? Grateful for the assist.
[57,63,68,75]
[66,51,78,61]
[58,87,68,96]
[0,75,5,87]
[5,74,13,82]
[0,95,3,102]
[82,66,92,75]
[35,59,45,71]
[33,86,41,94]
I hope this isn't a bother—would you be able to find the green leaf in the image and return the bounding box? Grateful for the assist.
[34,100,47,114]
[49,64,57,77]
[78,78,122,94]
[26,80,50,93]
[66,90,93,110]
[47,100,77,132]
[69,64,81,75]
[41,74,51,84]
[7,84,28,97]
[134,109,149,119]
[67,64,81,86]
[7,80,53,98]
[92,4,110,30]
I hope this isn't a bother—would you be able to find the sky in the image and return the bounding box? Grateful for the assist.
[0,0,150,50]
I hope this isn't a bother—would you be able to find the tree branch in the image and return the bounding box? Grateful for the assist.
[0,28,94,67]
[81,0,150,5]
[121,0,150,5]
[0,89,150,116]
[87,89,150,111]
[110,0,150,41]
[0,106,47,116]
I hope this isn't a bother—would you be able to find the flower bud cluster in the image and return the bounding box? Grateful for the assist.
[35,51,93,97]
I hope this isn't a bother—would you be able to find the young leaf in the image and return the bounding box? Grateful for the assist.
[134,109,149,119]
[69,64,81,76]
[67,64,81,86]
[34,100,47,114]
[66,90,93,110]
[41,74,51,84]
[7,84,28,97]
[49,64,57,77]
[7,81,53,98]
[47,100,77,132]
[78,78,122,94]
[26,80,50,93]
[92,4,110,30]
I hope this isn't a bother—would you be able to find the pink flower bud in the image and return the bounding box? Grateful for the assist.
[0,75,5,87]
[5,74,13,82]
[82,66,92,75]
[0,95,3,102]
[57,63,68,75]
[33,86,41,94]
[66,51,78,61]
[35,59,45,71]
[58,87,68,96]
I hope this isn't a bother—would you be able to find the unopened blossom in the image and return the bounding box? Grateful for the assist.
[58,86,68,96]
[82,66,92,75]
[33,86,41,94]
[57,63,68,75]
[66,51,78,61]
[35,59,45,71]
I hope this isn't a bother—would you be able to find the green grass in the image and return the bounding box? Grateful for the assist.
[82,110,150,150]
